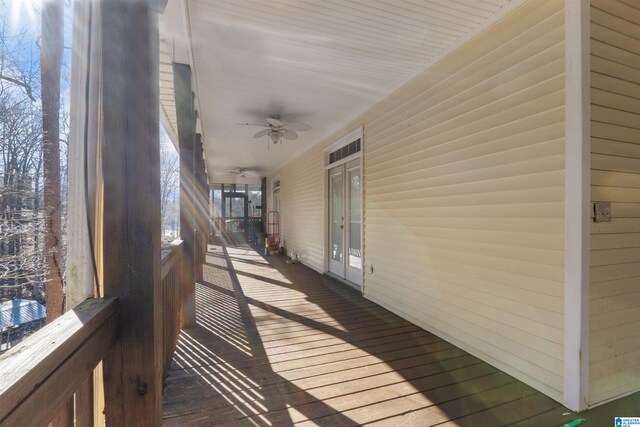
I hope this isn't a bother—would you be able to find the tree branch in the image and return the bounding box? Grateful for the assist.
[0,74,36,102]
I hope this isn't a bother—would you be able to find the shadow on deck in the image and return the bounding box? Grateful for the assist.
[162,244,639,426]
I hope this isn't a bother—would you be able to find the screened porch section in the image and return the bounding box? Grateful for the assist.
[211,184,265,246]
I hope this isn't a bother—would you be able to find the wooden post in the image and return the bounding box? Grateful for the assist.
[206,170,212,244]
[221,184,227,242]
[201,151,207,261]
[194,134,206,281]
[203,160,210,246]
[261,177,267,232]
[99,0,162,424]
[174,63,197,328]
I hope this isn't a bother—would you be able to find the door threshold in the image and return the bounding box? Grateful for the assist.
[323,272,362,293]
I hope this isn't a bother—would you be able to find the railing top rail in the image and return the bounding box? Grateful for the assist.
[161,238,183,257]
[161,239,184,278]
[0,297,117,425]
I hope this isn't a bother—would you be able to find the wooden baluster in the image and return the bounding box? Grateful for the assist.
[75,376,94,427]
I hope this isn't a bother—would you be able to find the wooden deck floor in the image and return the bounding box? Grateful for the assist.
[162,245,638,426]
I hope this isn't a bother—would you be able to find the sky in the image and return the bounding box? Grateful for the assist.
[1,0,75,100]
[3,0,42,34]
[2,0,74,42]
[2,0,176,150]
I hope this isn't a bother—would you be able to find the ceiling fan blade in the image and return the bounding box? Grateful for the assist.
[287,122,311,132]
[253,128,271,138]
[281,129,298,140]
[238,122,268,127]
[267,117,284,127]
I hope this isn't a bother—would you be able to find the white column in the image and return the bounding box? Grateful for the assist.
[564,0,590,412]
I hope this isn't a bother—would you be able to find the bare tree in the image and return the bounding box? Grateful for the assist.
[160,134,180,239]
[40,0,64,321]
[0,102,47,303]
[0,19,46,304]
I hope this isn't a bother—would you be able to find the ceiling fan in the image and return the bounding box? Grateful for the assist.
[238,115,312,144]
[228,167,257,178]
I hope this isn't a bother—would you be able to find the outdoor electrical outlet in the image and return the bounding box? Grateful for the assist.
[369,265,374,274]
[594,202,612,222]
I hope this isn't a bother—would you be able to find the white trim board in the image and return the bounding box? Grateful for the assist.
[563,0,590,413]
[325,127,363,155]
[324,153,361,171]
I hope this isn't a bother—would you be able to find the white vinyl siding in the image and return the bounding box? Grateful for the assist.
[269,143,325,272]
[271,0,565,402]
[361,0,565,402]
[589,0,640,406]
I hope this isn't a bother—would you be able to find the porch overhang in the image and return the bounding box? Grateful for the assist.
[158,0,524,183]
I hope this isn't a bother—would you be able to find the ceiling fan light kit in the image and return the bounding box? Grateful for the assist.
[269,131,283,144]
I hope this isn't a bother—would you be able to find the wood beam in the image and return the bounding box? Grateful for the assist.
[99,0,163,424]
[174,63,197,328]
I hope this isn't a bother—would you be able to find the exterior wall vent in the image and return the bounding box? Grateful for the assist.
[329,138,360,165]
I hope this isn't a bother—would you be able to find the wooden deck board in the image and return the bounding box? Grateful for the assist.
[162,244,635,426]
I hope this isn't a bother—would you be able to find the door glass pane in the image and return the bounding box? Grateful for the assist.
[273,189,280,213]
[331,173,343,263]
[225,197,246,232]
[348,169,361,270]
[230,197,245,217]
[213,189,222,217]
[248,185,262,218]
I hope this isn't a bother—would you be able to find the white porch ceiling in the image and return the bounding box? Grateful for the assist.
[160,0,520,184]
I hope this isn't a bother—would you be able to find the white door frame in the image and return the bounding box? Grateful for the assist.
[324,127,363,289]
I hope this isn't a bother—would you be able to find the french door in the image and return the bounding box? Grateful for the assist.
[329,159,362,286]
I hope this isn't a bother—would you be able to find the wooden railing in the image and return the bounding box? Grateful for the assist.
[0,240,186,425]
[161,238,183,382]
[0,298,118,426]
